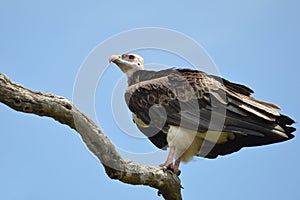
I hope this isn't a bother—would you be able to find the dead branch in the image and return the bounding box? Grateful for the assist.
[0,73,182,200]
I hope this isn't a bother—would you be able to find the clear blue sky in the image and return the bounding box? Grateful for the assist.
[1,0,299,199]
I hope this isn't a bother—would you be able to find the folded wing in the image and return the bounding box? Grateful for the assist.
[125,69,295,158]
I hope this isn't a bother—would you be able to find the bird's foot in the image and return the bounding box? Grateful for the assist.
[159,146,181,175]
[159,163,181,176]
[159,162,174,172]
[172,166,181,176]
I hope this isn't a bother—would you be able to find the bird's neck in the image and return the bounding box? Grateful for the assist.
[126,69,143,86]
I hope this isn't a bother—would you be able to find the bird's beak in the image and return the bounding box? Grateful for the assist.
[109,55,120,63]
[109,54,132,73]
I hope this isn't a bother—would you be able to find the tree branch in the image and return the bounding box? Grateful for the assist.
[0,73,182,200]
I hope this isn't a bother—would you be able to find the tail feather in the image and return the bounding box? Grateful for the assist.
[219,93,296,151]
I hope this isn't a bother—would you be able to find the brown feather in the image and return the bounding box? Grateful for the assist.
[125,68,296,158]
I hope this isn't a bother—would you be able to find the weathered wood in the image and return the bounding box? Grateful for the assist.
[0,73,182,200]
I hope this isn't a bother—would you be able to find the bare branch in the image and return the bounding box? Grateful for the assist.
[0,73,182,200]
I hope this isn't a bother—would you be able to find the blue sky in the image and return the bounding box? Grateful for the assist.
[1,0,300,199]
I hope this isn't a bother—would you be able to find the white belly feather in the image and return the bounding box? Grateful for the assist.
[167,125,235,162]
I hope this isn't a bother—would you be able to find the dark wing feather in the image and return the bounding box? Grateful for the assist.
[209,74,254,96]
[125,69,296,158]
[135,125,168,150]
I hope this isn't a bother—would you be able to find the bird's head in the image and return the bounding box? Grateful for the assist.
[109,53,144,74]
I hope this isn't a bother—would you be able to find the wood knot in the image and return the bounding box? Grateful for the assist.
[23,105,32,112]
[14,98,21,105]
[64,103,72,110]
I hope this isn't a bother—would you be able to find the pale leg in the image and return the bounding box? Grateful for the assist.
[160,146,175,170]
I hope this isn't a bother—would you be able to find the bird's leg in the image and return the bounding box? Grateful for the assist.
[160,146,175,171]
[173,156,182,175]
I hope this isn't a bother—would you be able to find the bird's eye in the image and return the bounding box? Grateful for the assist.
[137,63,140,66]
[129,55,135,59]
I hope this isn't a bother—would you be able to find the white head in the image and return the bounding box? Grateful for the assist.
[109,53,144,74]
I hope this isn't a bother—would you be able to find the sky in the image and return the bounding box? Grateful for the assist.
[0,0,300,199]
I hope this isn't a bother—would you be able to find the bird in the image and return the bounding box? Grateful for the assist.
[109,53,296,175]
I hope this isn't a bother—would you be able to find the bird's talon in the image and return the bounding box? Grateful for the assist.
[160,163,174,172]
[160,163,181,175]
[174,169,181,176]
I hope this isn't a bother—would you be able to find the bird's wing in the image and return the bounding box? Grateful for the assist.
[125,69,295,158]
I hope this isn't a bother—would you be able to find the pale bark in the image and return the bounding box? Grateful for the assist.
[0,73,182,200]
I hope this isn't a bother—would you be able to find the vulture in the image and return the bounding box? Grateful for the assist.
[109,53,296,174]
